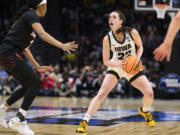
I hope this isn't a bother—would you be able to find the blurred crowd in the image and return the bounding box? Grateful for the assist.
[0,0,175,98]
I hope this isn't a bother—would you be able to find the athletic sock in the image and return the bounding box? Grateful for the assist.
[19,108,27,116]
[83,113,91,123]
[17,108,27,122]
[142,106,150,112]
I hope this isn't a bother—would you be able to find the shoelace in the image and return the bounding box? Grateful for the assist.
[80,121,87,129]
[18,121,33,133]
[21,121,28,127]
[145,112,153,121]
[19,121,30,129]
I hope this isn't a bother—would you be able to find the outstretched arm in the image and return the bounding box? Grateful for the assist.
[32,23,78,53]
[153,11,180,62]
[163,11,180,46]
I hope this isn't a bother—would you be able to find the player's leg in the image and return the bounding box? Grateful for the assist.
[0,68,34,128]
[9,60,41,135]
[0,86,28,128]
[87,74,118,116]
[0,55,30,128]
[0,59,41,135]
[130,75,155,127]
[76,74,118,133]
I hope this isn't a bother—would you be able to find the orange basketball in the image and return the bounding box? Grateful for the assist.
[123,56,142,75]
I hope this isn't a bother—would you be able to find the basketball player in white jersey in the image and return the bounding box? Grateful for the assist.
[154,11,180,62]
[76,10,155,134]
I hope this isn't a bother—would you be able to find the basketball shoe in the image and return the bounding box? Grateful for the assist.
[0,107,8,128]
[9,116,34,135]
[76,120,88,133]
[138,108,155,127]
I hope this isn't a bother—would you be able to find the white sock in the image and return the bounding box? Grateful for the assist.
[0,104,8,111]
[19,108,27,117]
[142,106,150,112]
[83,113,91,123]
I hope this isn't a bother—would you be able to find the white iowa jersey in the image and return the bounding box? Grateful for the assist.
[108,31,136,61]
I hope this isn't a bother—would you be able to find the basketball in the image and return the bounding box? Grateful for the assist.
[123,56,142,75]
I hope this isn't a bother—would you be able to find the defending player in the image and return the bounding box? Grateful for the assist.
[0,0,78,135]
[154,11,180,61]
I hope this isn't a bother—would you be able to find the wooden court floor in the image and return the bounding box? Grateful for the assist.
[0,96,180,135]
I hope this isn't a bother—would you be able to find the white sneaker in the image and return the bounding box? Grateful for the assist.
[0,109,8,128]
[9,117,34,135]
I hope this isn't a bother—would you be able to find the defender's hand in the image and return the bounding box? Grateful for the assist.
[62,41,79,53]
[153,43,172,62]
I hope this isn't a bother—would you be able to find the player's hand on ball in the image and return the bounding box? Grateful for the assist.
[122,56,142,75]
[153,43,172,62]
[122,61,126,69]
[36,66,54,72]
[62,41,79,53]
[117,60,124,69]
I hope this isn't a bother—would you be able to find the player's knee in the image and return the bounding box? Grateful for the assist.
[36,78,42,89]
[97,93,106,100]
[32,77,42,90]
[97,88,109,100]
[146,90,154,99]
